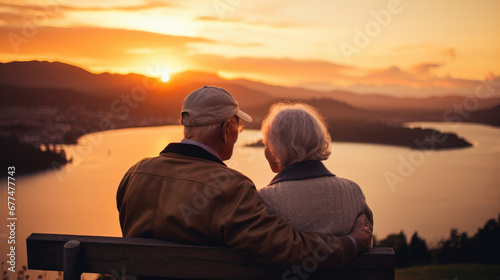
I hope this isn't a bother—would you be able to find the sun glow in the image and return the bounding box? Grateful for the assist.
[161,73,170,82]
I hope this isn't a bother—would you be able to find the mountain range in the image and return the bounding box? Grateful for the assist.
[1,60,499,147]
[2,60,499,122]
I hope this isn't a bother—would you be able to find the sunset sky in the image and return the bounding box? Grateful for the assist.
[1,0,499,96]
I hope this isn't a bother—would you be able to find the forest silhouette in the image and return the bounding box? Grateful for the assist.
[376,213,500,268]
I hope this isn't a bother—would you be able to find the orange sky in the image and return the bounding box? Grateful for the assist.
[1,0,499,97]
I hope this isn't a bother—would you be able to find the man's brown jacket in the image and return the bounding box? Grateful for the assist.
[117,143,356,269]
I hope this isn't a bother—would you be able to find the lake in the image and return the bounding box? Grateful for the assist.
[1,122,499,278]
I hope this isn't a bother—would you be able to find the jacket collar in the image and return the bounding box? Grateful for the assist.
[160,143,226,166]
[270,161,335,185]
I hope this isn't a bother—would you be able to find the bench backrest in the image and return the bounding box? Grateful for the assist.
[27,233,395,280]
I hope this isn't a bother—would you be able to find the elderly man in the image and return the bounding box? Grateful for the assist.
[116,86,372,271]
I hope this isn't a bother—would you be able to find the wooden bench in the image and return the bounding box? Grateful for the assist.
[27,233,395,280]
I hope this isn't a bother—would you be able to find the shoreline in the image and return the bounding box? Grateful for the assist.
[3,121,487,177]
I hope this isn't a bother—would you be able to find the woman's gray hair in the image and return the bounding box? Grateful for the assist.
[261,102,331,168]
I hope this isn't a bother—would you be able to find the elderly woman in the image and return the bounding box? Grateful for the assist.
[258,102,373,236]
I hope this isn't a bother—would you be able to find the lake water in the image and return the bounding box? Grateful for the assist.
[1,122,499,277]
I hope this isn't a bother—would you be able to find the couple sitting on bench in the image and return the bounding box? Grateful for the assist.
[116,86,374,274]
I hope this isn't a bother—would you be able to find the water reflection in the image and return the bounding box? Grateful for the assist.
[1,123,499,277]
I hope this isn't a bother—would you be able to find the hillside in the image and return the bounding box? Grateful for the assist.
[0,60,491,150]
[466,104,500,126]
[232,77,500,113]
[0,83,173,144]
[0,60,145,96]
[3,61,500,114]
[0,83,113,108]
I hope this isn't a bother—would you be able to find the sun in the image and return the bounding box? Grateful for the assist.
[161,73,170,82]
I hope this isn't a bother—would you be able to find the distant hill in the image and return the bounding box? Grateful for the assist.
[0,61,281,144]
[467,104,500,126]
[2,60,499,125]
[232,77,500,113]
[0,83,113,109]
[0,61,276,115]
[307,98,385,121]
[0,61,147,97]
[3,60,500,114]
[0,60,496,150]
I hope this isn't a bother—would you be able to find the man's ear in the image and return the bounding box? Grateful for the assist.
[221,121,229,143]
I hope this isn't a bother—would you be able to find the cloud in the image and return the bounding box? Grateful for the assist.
[253,20,310,29]
[0,25,210,53]
[393,45,457,60]
[353,65,480,93]
[195,16,309,29]
[0,2,60,14]
[0,2,65,24]
[224,42,265,48]
[0,26,211,74]
[411,63,443,75]
[187,54,482,94]
[190,54,356,84]
[0,1,177,26]
[361,66,420,86]
[439,47,456,59]
[62,1,176,12]
[0,22,487,97]
[0,12,34,25]
[0,1,174,13]
[195,16,221,21]
[392,44,429,52]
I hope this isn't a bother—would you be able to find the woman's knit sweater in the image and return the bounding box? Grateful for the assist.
[258,161,373,236]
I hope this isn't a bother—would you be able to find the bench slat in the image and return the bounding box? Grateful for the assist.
[27,233,395,280]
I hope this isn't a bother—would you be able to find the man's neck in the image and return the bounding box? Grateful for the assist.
[181,138,222,161]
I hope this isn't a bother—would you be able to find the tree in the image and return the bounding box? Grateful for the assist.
[408,232,430,265]
[378,231,410,267]
[437,228,470,264]
[470,216,500,264]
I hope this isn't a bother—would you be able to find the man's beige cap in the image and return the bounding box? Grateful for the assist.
[181,86,253,127]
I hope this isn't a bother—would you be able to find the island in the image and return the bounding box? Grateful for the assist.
[246,121,472,150]
[0,135,70,176]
